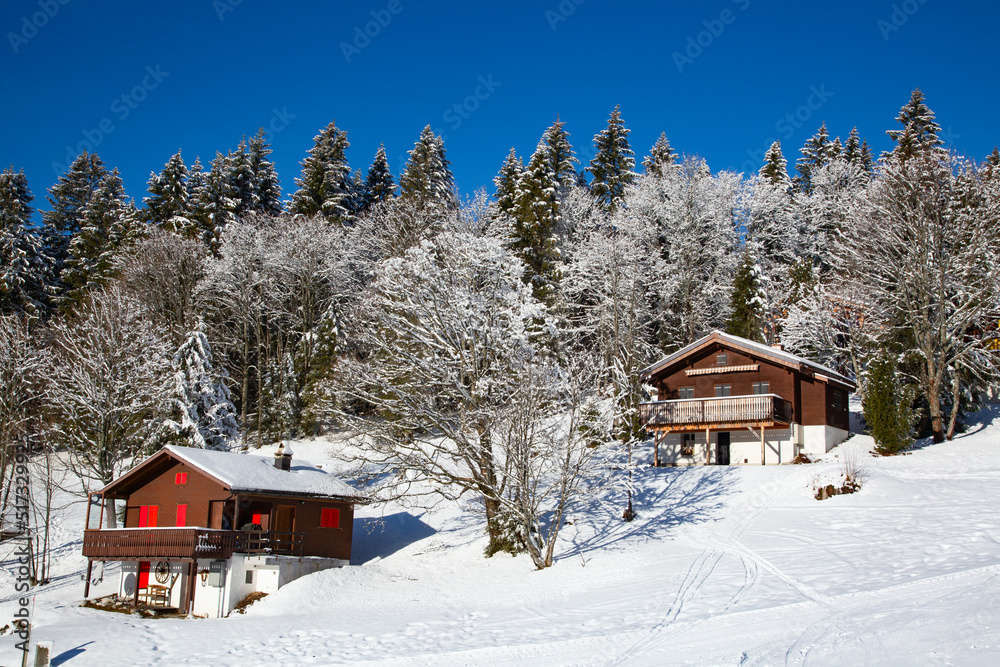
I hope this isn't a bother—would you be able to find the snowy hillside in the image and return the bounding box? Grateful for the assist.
[3,405,999,666]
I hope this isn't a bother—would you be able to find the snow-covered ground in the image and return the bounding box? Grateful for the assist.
[3,405,1000,666]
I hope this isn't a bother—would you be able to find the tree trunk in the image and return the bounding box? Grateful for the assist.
[926,361,945,443]
[946,373,961,441]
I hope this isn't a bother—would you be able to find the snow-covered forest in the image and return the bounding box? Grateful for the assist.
[2,89,1000,571]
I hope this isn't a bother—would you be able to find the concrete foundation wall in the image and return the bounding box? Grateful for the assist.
[655,423,849,466]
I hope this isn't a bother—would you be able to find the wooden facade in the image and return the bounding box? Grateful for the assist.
[639,331,855,466]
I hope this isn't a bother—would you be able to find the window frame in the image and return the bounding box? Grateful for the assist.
[319,507,341,529]
[716,353,728,367]
[681,433,696,457]
[678,386,694,400]
[714,384,732,397]
[752,381,770,395]
[174,472,187,486]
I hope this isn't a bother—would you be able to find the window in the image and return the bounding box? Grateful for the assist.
[681,434,696,457]
[752,382,770,395]
[138,505,158,528]
[716,353,728,366]
[245,570,254,584]
[714,384,732,397]
[320,508,340,528]
[174,472,187,485]
[176,504,187,527]
[678,387,694,399]
[832,389,846,409]
[251,513,263,526]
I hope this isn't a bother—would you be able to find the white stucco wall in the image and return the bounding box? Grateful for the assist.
[654,425,836,466]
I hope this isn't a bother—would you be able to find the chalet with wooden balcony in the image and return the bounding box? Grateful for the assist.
[82,443,366,618]
[639,331,856,466]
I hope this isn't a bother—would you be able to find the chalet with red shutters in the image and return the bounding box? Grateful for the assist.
[82,443,366,618]
[639,331,856,466]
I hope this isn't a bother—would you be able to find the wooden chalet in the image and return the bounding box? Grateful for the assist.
[639,331,856,466]
[82,443,366,618]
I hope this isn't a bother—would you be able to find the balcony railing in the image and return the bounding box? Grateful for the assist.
[82,528,305,560]
[639,394,793,429]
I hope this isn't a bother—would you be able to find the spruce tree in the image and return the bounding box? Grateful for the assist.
[43,152,108,265]
[863,350,914,455]
[887,88,944,159]
[843,127,862,166]
[0,168,52,317]
[222,142,256,217]
[60,170,144,309]
[248,129,283,216]
[794,122,838,194]
[143,150,191,233]
[291,121,353,223]
[399,125,458,212]
[642,132,676,178]
[725,250,766,342]
[510,138,561,303]
[364,144,396,209]
[759,141,790,188]
[493,148,523,217]
[988,147,1000,167]
[184,157,218,247]
[588,105,637,211]
[543,117,578,192]
[198,155,238,254]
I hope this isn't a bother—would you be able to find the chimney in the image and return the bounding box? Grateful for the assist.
[772,342,783,351]
[273,442,293,471]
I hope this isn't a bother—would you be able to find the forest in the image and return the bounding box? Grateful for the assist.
[2,88,999,572]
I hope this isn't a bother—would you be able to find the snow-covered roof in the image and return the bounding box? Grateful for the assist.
[116,445,365,501]
[640,330,856,390]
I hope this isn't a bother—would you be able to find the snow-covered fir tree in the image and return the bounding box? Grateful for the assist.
[510,137,562,303]
[0,168,53,317]
[887,88,944,160]
[642,132,677,179]
[162,324,239,450]
[143,150,192,234]
[794,122,838,194]
[290,121,353,223]
[493,148,523,217]
[247,129,283,216]
[588,105,637,212]
[725,250,766,343]
[364,144,396,210]
[543,118,579,194]
[399,125,458,212]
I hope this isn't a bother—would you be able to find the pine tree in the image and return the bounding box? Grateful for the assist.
[759,141,790,188]
[493,147,523,216]
[862,350,914,455]
[543,118,578,192]
[794,122,838,194]
[60,170,144,309]
[725,249,766,342]
[510,139,561,303]
[588,105,637,211]
[43,152,108,266]
[642,132,676,178]
[399,125,458,212]
[859,140,875,174]
[291,121,353,223]
[163,325,240,450]
[196,155,239,254]
[988,147,1000,167]
[887,88,944,160]
[248,129,283,216]
[143,150,192,233]
[347,170,368,217]
[843,128,862,166]
[0,168,52,316]
[184,157,218,248]
[222,142,256,218]
[364,144,396,209]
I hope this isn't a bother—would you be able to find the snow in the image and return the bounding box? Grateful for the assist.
[155,444,364,501]
[3,404,1000,665]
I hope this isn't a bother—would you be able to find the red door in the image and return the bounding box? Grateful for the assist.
[138,561,150,589]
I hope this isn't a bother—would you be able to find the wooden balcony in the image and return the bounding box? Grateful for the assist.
[82,528,305,561]
[639,394,793,432]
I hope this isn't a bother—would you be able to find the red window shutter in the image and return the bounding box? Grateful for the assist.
[176,504,187,527]
[147,506,158,527]
[252,513,263,525]
[320,508,340,528]
[175,472,187,485]
[138,505,148,527]
[138,561,150,589]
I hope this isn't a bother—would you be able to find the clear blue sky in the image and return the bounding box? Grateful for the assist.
[2,0,997,216]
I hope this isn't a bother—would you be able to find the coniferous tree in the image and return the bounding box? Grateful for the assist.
[184,157,219,248]
[859,140,875,174]
[143,150,192,234]
[725,250,766,342]
[988,147,1000,167]
[364,144,396,209]
[759,141,790,188]
[197,155,238,254]
[399,125,458,212]
[510,138,561,303]
[863,350,914,455]
[247,129,283,216]
[843,128,863,166]
[0,168,52,316]
[60,170,144,309]
[642,132,677,178]
[347,170,368,217]
[43,152,107,265]
[493,148,523,217]
[291,121,353,223]
[887,88,944,160]
[794,123,838,194]
[221,143,256,218]
[588,105,637,211]
[543,118,578,193]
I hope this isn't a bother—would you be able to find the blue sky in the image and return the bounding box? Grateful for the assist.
[2,0,997,216]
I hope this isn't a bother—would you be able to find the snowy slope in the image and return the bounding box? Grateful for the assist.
[2,406,999,666]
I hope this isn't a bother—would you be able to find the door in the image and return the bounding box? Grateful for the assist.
[138,561,150,590]
[717,432,731,466]
[274,505,296,553]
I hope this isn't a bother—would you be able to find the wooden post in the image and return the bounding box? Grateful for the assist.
[761,427,766,466]
[705,427,711,465]
[232,494,241,530]
[653,431,660,467]
[187,561,198,615]
[84,559,93,599]
[132,562,140,608]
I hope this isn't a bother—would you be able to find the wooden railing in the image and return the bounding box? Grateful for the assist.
[82,528,306,560]
[639,394,793,428]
